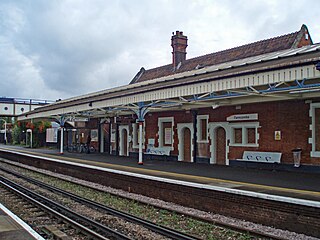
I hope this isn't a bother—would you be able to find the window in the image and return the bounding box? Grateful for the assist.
[230,122,259,147]
[162,122,172,146]
[158,117,174,149]
[247,128,256,144]
[305,33,309,40]
[197,115,208,142]
[310,103,320,157]
[234,128,242,144]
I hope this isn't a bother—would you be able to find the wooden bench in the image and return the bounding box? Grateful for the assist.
[239,151,282,163]
[145,146,171,156]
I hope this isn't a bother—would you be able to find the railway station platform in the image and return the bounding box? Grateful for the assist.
[0,204,44,240]
[1,144,320,202]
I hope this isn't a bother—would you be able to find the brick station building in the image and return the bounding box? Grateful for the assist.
[19,24,320,170]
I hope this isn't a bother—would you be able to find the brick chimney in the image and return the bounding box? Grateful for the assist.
[171,31,188,69]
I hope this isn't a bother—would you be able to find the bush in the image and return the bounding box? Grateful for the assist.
[12,125,21,145]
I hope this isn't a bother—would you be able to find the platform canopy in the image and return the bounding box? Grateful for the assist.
[17,43,320,123]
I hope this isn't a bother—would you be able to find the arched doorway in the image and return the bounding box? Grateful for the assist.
[183,127,192,162]
[177,123,194,162]
[122,129,128,156]
[215,127,226,165]
[119,125,129,156]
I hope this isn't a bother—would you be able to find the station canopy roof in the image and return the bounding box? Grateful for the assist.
[18,42,320,123]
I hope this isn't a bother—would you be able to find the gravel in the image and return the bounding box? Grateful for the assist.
[1,158,318,240]
[0,169,168,240]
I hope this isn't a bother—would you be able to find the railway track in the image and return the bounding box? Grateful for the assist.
[0,162,284,239]
[0,166,199,240]
[0,175,135,240]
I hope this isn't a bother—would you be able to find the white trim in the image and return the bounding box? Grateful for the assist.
[0,203,45,240]
[158,117,174,151]
[229,122,260,147]
[310,102,320,157]
[18,62,320,121]
[197,115,209,143]
[209,122,230,165]
[119,125,129,156]
[177,123,194,162]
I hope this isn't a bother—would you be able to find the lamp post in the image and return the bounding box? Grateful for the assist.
[0,119,7,144]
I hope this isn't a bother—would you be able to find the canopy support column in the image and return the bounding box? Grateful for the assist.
[100,126,104,153]
[138,121,143,165]
[56,115,67,155]
[60,127,64,154]
[132,102,150,165]
[100,118,107,153]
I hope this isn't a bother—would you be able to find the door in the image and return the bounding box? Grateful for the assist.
[216,127,226,165]
[183,127,191,162]
[122,128,128,156]
[103,123,110,154]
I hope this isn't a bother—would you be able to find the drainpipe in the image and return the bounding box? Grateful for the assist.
[59,127,64,154]
[192,110,198,163]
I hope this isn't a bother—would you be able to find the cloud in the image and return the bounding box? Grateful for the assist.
[0,0,319,100]
[0,36,61,100]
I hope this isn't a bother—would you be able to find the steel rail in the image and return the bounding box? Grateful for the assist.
[0,166,199,240]
[0,179,109,240]
[0,161,290,240]
[0,175,131,240]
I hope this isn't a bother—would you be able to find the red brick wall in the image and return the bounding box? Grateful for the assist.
[197,143,210,158]
[143,100,319,166]
[209,100,314,165]
[145,111,193,155]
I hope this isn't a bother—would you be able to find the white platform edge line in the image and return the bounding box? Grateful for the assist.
[2,148,320,209]
[0,203,45,240]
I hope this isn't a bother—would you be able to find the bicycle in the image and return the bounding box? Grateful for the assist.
[78,144,96,153]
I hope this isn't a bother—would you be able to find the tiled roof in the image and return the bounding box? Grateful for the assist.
[132,25,311,84]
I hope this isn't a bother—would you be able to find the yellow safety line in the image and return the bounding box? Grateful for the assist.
[1,146,320,197]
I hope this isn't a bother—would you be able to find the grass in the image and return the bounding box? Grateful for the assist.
[3,164,261,240]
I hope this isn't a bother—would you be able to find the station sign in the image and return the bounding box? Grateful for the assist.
[71,118,89,122]
[227,113,258,121]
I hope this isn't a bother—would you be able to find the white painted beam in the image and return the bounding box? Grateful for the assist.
[18,63,320,121]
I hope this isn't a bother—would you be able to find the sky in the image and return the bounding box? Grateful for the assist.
[0,0,319,101]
